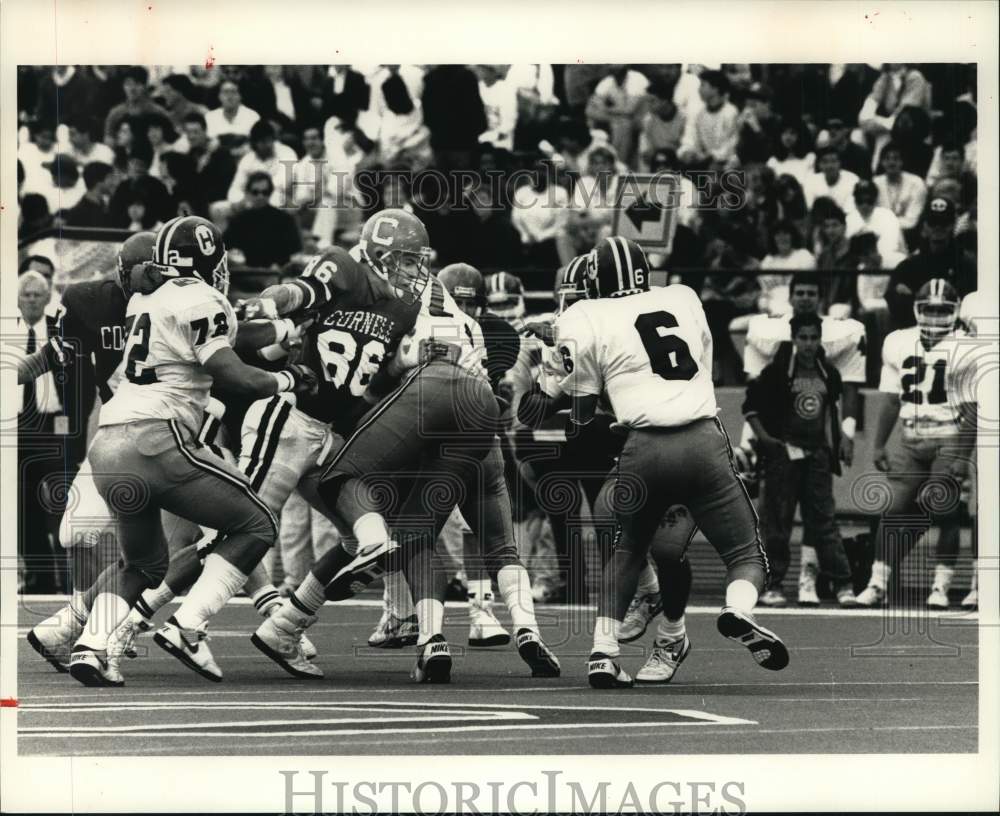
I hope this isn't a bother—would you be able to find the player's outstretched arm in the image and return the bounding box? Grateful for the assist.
[203,345,317,399]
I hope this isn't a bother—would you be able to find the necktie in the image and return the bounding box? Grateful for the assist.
[23,326,37,414]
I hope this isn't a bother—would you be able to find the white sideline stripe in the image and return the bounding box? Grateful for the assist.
[19,595,982,621]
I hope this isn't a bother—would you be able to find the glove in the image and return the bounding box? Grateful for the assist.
[523,321,555,347]
[238,297,279,321]
[278,364,319,396]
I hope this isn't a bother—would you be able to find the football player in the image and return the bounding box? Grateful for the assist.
[856,280,979,608]
[743,271,867,606]
[541,236,789,688]
[68,215,317,686]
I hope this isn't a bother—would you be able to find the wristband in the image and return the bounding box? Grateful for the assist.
[271,318,295,345]
[259,341,289,362]
[841,417,856,440]
[273,371,295,393]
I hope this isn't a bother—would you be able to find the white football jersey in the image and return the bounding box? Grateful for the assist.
[541,285,717,429]
[744,314,867,382]
[100,278,238,434]
[959,290,996,338]
[879,326,977,439]
[389,277,487,379]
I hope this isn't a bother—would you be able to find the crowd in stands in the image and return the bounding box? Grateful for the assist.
[17,62,979,386]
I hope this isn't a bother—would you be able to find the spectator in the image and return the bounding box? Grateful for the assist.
[322,65,370,129]
[205,79,261,147]
[816,115,872,179]
[511,158,569,270]
[145,112,184,179]
[736,82,780,166]
[585,64,649,166]
[886,105,934,178]
[773,173,810,236]
[18,120,58,195]
[182,112,237,205]
[18,189,53,240]
[814,203,854,311]
[873,140,928,240]
[103,66,172,145]
[744,312,857,608]
[845,179,905,259]
[224,171,301,268]
[859,63,933,171]
[227,119,298,207]
[108,139,173,229]
[18,255,56,281]
[759,221,815,316]
[569,144,622,231]
[67,118,115,168]
[61,161,115,227]
[925,139,973,190]
[422,64,487,171]
[885,197,977,327]
[678,69,739,168]
[848,231,902,383]
[477,64,520,153]
[157,73,206,131]
[359,64,431,170]
[290,124,340,245]
[264,65,298,123]
[37,154,86,216]
[803,146,860,212]
[461,180,524,271]
[159,152,207,218]
[638,79,687,169]
[767,120,816,188]
[35,66,117,138]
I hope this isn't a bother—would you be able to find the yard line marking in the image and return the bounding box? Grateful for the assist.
[19,595,981,620]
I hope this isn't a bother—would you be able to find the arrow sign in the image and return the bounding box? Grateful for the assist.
[625,194,664,230]
[612,173,680,251]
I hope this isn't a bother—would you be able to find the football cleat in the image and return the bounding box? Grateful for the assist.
[636,635,692,684]
[300,633,318,661]
[717,607,789,671]
[369,608,419,649]
[107,610,154,661]
[855,584,886,607]
[251,605,323,679]
[758,588,787,608]
[325,539,400,602]
[26,605,84,673]
[412,634,452,684]
[619,592,663,643]
[69,647,125,688]
[515,628,561,677]
[836,588,859,608]
[154,617,223,682]
[468,601,511,648]
[587,652,634,689]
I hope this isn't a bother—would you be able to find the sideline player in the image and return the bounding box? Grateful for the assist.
[856,280,978,607]
[540,236,789,688]
[68,216,317,686]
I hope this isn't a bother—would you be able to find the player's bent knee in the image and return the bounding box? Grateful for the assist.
[485,548,521,580]
[123,554,170,589]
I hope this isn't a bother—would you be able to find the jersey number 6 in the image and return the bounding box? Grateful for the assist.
[634,310,697,381]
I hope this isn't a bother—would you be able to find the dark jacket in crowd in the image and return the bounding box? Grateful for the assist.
[743,344,844,476]
[224,205,301,268]
[885,239,977,328]
[422,65,488,150]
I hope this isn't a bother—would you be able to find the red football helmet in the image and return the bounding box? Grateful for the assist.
[116,231,157,297]
[358,208,432,304]
[438,262,485,318]
[152,215,229,295]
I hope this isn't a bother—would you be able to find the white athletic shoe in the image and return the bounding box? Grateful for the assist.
[587,652,634,689]
[798,564,820,607]
[836,588,859,608]
[251,604,323,679]
[300,633,318,661]
[716,607,789,671]
[468,601,511,647]
[636,635,692,684]
[368,608,419,648]
[154,617,223,682]
[26,605,83,674]
[107,610,153,661]
[69,647,125,687]
[325,539,401,601]
[926,587,950,609]
[515,628,560,677]
[927,565,954,609]
[855,583,886,607]
[619,592,663,643]
[412,635,452,684]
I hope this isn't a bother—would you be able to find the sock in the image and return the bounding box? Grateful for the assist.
[467,578,493,605]
[245,561,281,617]
[799,545,819,577]
[173,554,249,630]
[384,570,414,617]
[636,561,660,596]
[969,561,978,592]
[870,560,890,588]
[415,598,445,646]
[496,565,538,633]
[592,616,620,657]
[656,614,686,643]
[725,578,759,614]
[76,592,130,651]
[70,591,91,625]
[932,564,955,591]
[353,512,391,551]
[288,572,327,616]
[136,582,175,622]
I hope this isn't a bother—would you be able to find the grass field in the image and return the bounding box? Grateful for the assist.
[13,596,979,756]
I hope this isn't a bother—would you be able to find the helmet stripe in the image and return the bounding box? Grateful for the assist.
[618,236,635,290]
[157,216,185,265]
[608,239,625,293]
